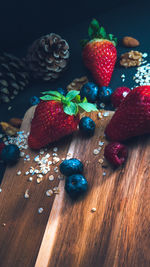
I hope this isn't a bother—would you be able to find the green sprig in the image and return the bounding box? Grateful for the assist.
[40,89,98,116]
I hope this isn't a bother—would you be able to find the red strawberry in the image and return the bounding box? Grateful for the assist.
[28,90,97,149]
[81,19,117,87]
[104,142,128,167]
[105,86,150,141]
[111,86,131,108]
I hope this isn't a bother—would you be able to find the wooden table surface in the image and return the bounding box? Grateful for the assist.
[0,107,150,267]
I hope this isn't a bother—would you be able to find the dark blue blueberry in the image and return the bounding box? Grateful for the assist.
[65,174,88,199]
[56,88,67,96]
[30,96,40,106]
[1,144,20,165]
[80,82,98,103]
[97,86,113,103]
[59,158,83,176]
[79,116,95,136]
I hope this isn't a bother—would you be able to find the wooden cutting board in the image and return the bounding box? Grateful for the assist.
[0,107,150,267]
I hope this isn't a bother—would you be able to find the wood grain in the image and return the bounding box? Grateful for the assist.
[36,113,150,267]
[0,106,72,267]
[0,107,150,267]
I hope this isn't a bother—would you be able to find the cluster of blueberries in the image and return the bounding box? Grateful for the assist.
[80,82,114,110]
[59,158,88,199]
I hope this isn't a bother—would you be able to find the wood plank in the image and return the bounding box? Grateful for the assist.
[0,106,150,267]
[36,114,150,267]
[0,106,73,267]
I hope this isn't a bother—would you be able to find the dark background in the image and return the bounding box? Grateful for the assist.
[0,0,134,50]
[0,0,149,181]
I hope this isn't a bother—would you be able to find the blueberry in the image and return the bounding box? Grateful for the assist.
[80,82,98,103]
[65,174,88,199]
[56,88,67,96]
[59,158,83,176]
[1,144,20,165]
[79,116,95,136]
[30,96,40,106]
[98,86,113,103]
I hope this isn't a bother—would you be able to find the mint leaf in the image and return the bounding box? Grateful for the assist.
[41,90,62,98]
[78,103,98,112]
[40,95,60,101]
[63,102,78,115]
[66,90,80,101]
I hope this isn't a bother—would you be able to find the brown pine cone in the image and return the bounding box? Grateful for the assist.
[26,33,70,81]
[0,52,30,103]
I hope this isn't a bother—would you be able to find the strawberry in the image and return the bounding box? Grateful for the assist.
[111,86,131,108]
[28,90,97,149]
[105,86,150,141]
[81,19,117,87]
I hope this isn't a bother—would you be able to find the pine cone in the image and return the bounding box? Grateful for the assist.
[26,33,70,81]
[0,52,30,103]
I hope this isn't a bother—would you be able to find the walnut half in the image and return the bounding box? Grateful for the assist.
[120,50,143,68]
[67,76,88,91]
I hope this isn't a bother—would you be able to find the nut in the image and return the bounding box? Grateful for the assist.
[122,36,140,47]
[0,122,19,136]
[120,50,142,68]
[67,76,88,91]
[9,117,22,128]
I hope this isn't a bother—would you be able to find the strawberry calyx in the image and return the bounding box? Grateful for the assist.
[40,90,98,116]
[80,18,117,48]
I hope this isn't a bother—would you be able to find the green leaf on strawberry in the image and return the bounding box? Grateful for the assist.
[80,18,117,48]
[40,95,61,101]
[88,26,94,39]
[91,18,100,30]
[63,102,78,116]
[108,34,113,41]
[99,27,106,39]
[40,89,98,116]
[74,95,81,103]
[73,95,88,104]
[41,91,62,98]
[78,103,98,112]
[88,19,100,39]
[66,90,80,101]
[82,97,88,103]
[114,37,117,45]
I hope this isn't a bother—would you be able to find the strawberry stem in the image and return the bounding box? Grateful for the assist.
[80,18,117,48]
